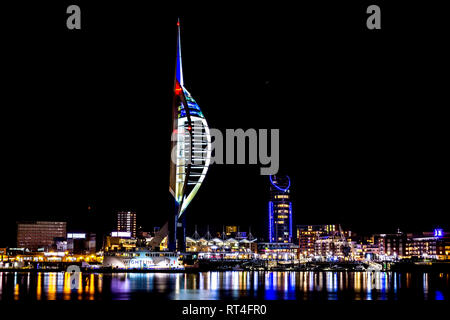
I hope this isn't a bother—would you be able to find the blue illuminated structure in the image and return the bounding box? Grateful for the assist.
[269,201,274,242]
[289,202,293,241]
[268,175,293,243]
[434,228,444,238]
[270,175,291,192]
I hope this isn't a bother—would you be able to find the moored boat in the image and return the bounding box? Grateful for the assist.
[103,250,184,270]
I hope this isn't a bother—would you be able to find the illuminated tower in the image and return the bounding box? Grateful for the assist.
[268,175,293,243]
[168,19,212,251]
[117,211,137,238]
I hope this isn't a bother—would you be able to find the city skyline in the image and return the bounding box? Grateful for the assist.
[2,6,447,248]
[0,199,447,249]
[1,0,449,314]
[0,194,447,248]
[3,212,448,264]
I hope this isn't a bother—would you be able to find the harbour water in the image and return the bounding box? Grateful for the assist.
[0,271,448,301]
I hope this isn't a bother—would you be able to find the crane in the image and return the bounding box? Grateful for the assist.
[338,224,353,259]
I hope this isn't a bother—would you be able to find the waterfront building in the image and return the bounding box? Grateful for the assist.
[406,229,449,260]
[257,242,298,260]
[444,244,450,260]
[313,237,356,260]
[296,224,357,259]
[407,236,438,259]
[268,175,293,243]
[297,224,338,257]
[17,221,67,251]
[0,248,6,262]
[373,231,407,260]
[1,251,101,268]
[186,237,258,255]
[55,238,67,251]
[117,211,137,238]
[67,232,96,254]
[362,243,380,260]
[105,232,137,252]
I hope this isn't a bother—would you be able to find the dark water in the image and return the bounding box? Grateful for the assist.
[0,271,448,301]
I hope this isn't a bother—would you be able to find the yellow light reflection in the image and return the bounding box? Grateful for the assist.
[14,283,19,300]
[63,272,71,300]
[239,272,244,290]
[97,274,103,294]
[89,274,95,300]
[78,273,83,300]
[37,273,42,300]
[354,272,361,298]
[406,272,411,288]
[47,273,57,300]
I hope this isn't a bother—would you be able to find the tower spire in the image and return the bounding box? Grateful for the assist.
[175,18,184,87]
[168,17,212,252]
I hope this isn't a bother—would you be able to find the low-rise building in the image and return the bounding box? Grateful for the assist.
[314,237,356,260]
[406,230,449,260]
[373,232,407,260]
[186,237,258,255]
[67,232,96,254]
[105,232,137,252]
[257,242,298,260]
[297,225,337,257]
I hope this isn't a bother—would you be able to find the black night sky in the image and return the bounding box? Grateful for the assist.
[1,1,448,247]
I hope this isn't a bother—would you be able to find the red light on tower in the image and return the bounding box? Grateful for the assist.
[175,82,182,95]
[187,125,192,131]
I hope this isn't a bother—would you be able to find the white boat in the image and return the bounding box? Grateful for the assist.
[366,261,383,271]
[103,250,184,270]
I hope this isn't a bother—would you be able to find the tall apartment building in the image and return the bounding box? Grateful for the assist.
[268,175,293,243]
[117,211,137,238]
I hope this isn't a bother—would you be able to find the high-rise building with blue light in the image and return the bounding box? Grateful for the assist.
[268,175,293,243]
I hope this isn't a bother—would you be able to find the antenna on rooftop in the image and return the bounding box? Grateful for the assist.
[193,225,200,240]
[205,225,212,240]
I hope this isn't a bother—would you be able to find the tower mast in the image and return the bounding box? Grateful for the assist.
[168,19,212,252]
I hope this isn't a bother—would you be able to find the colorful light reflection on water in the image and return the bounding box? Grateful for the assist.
[0,271,448,301]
